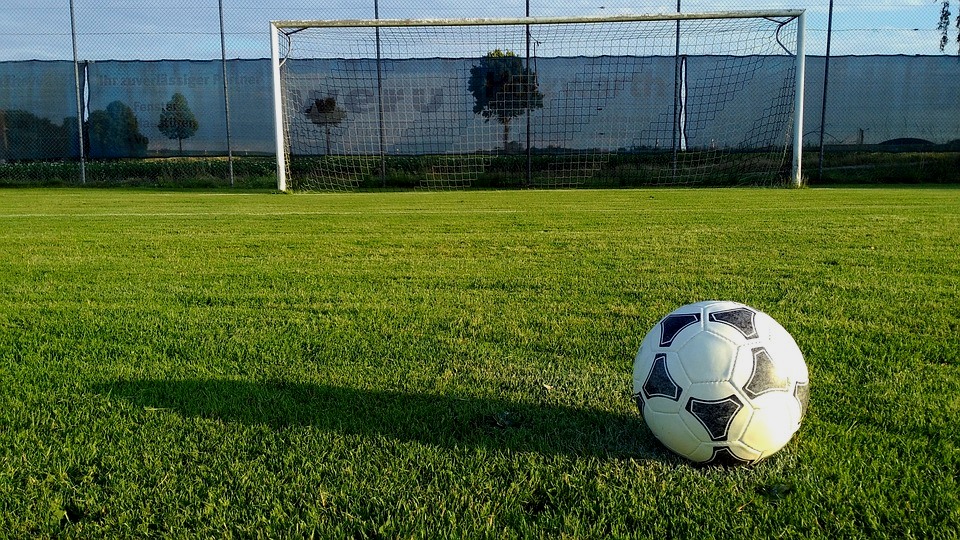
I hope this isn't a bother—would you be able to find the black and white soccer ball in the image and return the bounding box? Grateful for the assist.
[633,301,809,465]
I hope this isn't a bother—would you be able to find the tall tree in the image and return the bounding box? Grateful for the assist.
[468,49,544,153]
[158,93,199,155]
[304,96,347,155]
[939,1,960,53]
[87,101,149,158]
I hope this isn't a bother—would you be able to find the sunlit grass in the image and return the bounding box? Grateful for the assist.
[0,187,957,537]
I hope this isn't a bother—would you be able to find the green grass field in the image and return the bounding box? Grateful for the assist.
[0,187,958,538]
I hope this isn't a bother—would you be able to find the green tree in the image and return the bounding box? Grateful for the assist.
[468,49,544,153]
[87,101,149,158]
[158,93,199,155]
[0,110,73,160]
[939,1,960,52]
[0,110,7,158]
[304,96,347,155]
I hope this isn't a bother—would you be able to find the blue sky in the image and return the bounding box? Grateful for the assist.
[1,1,954,60]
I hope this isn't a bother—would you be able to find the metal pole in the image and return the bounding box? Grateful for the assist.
[69,0,86,185]
[219,0,235,187]
[526,0,532,186]
[672,0,680,180]
[791,12,806,188]
[817,0,834,182]
[375,0,387,187]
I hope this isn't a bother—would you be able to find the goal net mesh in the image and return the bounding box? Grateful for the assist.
[274,14,800,191]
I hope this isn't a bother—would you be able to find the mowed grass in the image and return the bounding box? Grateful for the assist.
[0,187,958,538]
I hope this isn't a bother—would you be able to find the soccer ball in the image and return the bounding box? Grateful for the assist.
[632,301,809,465]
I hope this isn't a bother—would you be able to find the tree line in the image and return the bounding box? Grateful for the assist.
[1,92,198,161]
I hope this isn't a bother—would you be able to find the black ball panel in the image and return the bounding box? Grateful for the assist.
[742,347,792,399]
[642,353,683,401]
[659,313,701,347]
[685,394,744,442]
[708,307,759,340]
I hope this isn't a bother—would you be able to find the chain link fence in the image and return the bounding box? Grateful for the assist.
[2,1,958,187]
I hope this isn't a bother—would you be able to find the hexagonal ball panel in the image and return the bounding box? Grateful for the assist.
[677,330,739,383]
[740,395,803,458]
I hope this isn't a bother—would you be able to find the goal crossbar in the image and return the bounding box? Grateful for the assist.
[271,10,804,30]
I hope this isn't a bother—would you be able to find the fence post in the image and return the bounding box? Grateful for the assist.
[69,0,86,185]
[219,0,235,187]
[375,0,386,187]
[526,0,532,186]
[672,0,681,181]
[817,0,835,182]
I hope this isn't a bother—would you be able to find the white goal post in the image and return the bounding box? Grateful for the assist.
[271,10,805,191]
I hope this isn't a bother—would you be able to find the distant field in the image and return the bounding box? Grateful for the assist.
[0,187,957,538]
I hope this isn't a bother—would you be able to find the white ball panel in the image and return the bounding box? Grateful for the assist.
[724,397,752,442]
[740,400,801,453]
[665,352,692,388]
[642,395,684,414]
[677,331,739,383]
[720,441,763,463]
[751,309,780,338]
[635,325,662,359]
[730,344,759,389]
[686,381,739,401]
[642,409,701,458]
[767,323,808,382]
[685,444,717,463]
[750,391,802,422]
[632,346,653,392]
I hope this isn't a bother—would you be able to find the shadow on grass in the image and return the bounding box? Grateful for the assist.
[95,378,669,461]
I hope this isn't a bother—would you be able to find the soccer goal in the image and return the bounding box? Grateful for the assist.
[270,11,805,191]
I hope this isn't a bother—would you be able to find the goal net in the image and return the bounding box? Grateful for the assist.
[271,11,805,191]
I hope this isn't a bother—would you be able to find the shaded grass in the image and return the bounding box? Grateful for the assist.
[3,149,959,190]
[0,187,958,537]
[0,158,278,189]
[814,151,960,184]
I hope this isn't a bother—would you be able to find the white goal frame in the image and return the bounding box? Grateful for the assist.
[270,10,806,191]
